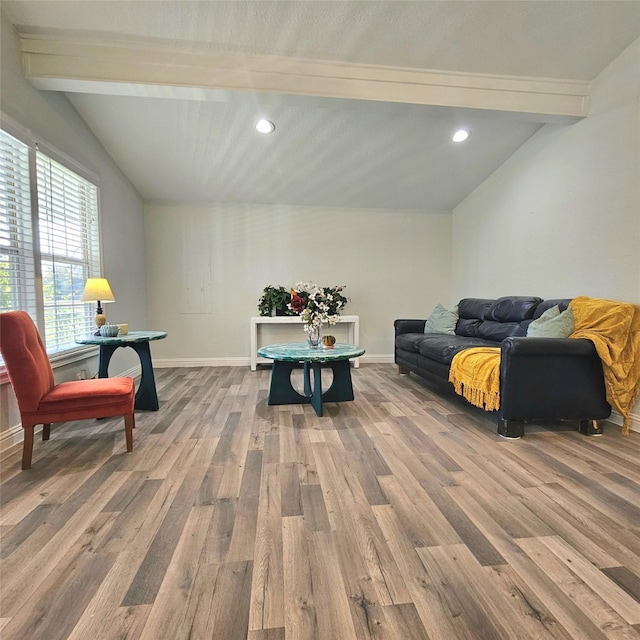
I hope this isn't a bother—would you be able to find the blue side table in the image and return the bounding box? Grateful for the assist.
[75,331,167,411]
[257,342,365,417]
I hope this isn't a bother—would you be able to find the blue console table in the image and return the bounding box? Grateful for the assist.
[257,342,365,417]
[75,331,167,411]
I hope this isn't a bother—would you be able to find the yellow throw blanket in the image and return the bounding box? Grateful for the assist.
[570,296,640,435]
[449,347,501,412]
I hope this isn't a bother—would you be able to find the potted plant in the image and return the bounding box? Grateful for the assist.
[258,285,295,317]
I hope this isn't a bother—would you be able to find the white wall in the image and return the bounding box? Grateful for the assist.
[145,203,452,363]
[452,37,640,425]
[452,38,639,302]
[0,13,147,453]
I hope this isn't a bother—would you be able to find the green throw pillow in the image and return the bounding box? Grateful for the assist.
[527,305,575,338]
[424,303,458,335]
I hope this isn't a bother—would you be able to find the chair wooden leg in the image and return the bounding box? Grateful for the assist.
[124,414,134,452]
[22,424,35,470]
[42,423,51,440]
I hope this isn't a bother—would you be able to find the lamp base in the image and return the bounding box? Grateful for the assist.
[94,312,107,335]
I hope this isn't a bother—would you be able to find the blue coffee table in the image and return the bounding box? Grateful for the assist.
[257,342,365,417]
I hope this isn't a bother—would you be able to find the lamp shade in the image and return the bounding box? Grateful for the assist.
[82,278,115,303]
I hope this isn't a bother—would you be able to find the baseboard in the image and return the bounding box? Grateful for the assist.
[360,354,395,363]
[154,357,249,368]
[153,354,395,368]
[608,410,640,433]
[120,365,142,379]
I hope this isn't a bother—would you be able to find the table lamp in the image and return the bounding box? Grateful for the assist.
[82,277,115,334]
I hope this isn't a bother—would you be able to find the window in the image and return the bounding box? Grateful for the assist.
[0,130,36,317]
[37,152,101,353]
[0,125,102,357]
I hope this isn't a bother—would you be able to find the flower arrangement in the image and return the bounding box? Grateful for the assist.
[289,281,348,332]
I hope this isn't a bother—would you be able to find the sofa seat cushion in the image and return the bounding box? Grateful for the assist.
[418,335,499,365]
[396,333,431,353]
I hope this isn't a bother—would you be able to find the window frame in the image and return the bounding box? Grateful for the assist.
[0,123,38,321]
[1,114,105,366]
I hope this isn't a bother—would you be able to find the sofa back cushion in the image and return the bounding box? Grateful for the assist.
[457,298,494,320]
[456,296,543,342]
[485,296,542,322]
[532,298,572,319]
[476,321,526,342]
[456,298,492,338]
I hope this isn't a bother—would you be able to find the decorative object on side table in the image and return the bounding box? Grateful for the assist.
[289,282,348,343]
[82,277,116,334]
[100,323,120,337]
[258,286,296,317]
[307,324,321,347]
[322,335,336,349]
[257,282,349,343]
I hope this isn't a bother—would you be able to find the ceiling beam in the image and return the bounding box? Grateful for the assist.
[20,32,589,122]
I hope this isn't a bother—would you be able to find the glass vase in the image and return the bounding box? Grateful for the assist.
[307,324,321,347]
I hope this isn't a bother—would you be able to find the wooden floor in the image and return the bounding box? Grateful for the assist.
[1,364,640,640]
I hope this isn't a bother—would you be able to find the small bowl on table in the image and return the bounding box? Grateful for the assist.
[99,324,120,337]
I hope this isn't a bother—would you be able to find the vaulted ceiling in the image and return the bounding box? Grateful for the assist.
[3,1,639,210]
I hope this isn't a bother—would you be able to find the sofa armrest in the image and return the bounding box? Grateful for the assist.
[394,319,426,336]
[501,336,598,358]
[499,337,610,421]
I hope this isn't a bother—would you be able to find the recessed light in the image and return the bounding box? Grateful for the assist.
[452,129,470,142]
[256,119,275,134]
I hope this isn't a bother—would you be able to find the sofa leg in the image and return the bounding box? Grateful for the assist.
[497,419,524,439]
[579,419,603,436]
[398,365,409,375]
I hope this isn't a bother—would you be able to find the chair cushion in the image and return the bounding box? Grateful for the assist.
[30,377,135,423]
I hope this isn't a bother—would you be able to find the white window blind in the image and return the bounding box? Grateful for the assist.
[0,130,35,317]
[36,151,101,354]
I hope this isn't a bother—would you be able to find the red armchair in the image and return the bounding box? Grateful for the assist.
[0,311,135,470]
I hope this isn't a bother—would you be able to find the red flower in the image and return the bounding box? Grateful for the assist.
[290,295,306,314]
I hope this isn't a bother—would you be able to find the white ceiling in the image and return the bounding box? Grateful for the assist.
[3,1,639,210]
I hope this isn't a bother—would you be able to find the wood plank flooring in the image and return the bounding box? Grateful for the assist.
[1,364,640,639]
